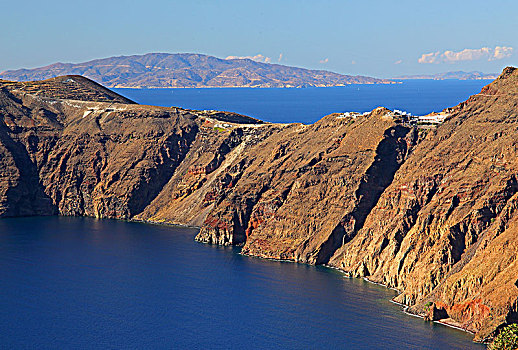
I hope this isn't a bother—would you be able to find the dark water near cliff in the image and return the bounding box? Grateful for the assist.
[0,217,483,349]
[115,80,489,124]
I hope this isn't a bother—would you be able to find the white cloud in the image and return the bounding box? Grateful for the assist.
[492,46,514,60]
[418,46,514,64]
[225,54,272,63]
[394,59,403,65]
[418,51,441,64]
[319,58,329,64]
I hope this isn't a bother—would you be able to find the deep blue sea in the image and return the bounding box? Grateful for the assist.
[0,217,484,349]
[1,82,489,349]
[115,79,489,124]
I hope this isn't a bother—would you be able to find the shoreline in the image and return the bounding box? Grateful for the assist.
[233,254,481,341]
[2,214,483,343]
[175,229,482,342]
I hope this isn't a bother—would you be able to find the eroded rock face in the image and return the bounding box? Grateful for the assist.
[195,109,418,265]
[328,67,518,341]
[0,77,261,219]
[1,70,518,341]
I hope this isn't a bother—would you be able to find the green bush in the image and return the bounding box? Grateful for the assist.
[490,323,518,350]
[423,301,433,312]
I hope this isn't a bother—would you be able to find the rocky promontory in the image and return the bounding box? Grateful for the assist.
[1,69,517,343]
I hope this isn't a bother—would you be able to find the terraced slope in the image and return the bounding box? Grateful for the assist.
[0,75,135,103]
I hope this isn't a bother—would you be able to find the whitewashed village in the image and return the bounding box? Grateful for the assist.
[338,108,450,126]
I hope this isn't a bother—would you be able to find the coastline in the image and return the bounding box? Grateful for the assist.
[232,250,482,342]
[197,238,482,342]
[0,213,485,344]
[110,81,400,89]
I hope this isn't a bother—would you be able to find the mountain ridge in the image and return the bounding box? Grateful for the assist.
[0,53,394,88]
[396,70,498,80]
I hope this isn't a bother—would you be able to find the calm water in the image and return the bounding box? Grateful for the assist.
[115,80,489,124]
[0,217,484,349]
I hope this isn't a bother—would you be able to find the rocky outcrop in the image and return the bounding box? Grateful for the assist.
[1,70,518,342]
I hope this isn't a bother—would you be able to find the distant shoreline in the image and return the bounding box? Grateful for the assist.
[112,82,401,89]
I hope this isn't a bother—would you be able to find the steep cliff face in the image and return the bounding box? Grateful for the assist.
[194,109,418,262]
[328,67,518,340]
[0,88,57,216]
[0,76,260,219]
[134,123,285,227]
[1,71,518,342]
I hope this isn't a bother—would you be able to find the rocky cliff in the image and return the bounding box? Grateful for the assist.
[0,75,260,218]
[0,70,517,343]
[329,67,518,341]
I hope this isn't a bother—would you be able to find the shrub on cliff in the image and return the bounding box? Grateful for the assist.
[490,323,518,350]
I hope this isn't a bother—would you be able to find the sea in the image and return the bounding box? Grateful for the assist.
[0,217,484,349]
[114,79,489,124]
[1,81,489,349]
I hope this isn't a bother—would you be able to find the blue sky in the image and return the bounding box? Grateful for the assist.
[1,0,517,77]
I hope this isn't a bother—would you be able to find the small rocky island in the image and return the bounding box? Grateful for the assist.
[1,68,518,345]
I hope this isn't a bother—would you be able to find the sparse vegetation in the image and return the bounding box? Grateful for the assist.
[489,323,518,350]
[423,301,433,311]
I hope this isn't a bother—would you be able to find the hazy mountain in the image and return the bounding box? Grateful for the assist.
[0,53,394,88]
[396,71,498,80]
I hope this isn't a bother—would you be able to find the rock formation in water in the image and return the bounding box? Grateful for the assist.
[0,53,394,88]
[1,69,517,343]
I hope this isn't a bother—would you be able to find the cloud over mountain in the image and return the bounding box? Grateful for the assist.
[418,46,513,64]
[319,58,329,64]
[225,54,273,63]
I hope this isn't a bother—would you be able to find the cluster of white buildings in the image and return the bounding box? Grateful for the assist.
[412,112,449,124]
[338,111,370,119]
[398,110,450,125]
[338,109,449,125]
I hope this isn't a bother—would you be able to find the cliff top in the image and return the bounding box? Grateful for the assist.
[0,75,265,126]
[0,75,135,103]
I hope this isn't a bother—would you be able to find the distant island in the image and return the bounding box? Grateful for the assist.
[396,71,498,80]
[0,53,394,88]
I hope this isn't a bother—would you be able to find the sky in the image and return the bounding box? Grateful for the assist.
[1,0,517,78]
